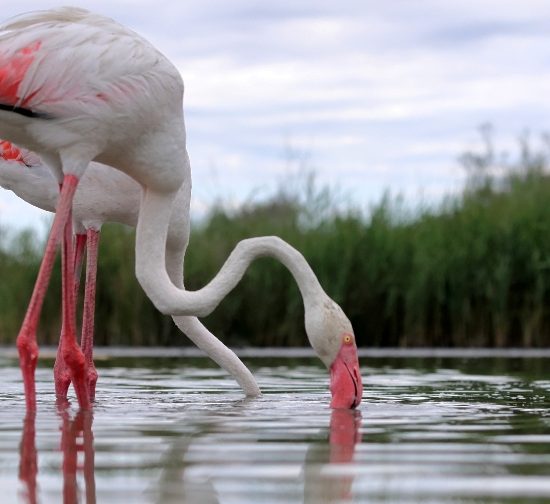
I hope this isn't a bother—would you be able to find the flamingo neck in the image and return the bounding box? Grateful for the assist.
[164,229,261,397]
[134,187,328,395]
[135,187,324,318]
[232,236,324,307]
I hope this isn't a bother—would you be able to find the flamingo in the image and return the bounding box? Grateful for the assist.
[0,141,360,407]
[0,7,362,411]
[0,139,260,401]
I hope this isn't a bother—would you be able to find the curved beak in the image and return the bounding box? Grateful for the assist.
[329,343,363,409]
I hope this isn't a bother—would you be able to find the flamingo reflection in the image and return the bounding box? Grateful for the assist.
[56,400,96,504]
[19,412,38,504]
[154,406,362,503]
[19,404,361,503]
[18,403,96,504]
[305,408,362,503]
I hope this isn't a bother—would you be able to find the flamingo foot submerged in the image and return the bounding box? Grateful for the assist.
[59,202,90,409]
[81,228,100,401]
[54,229,99,402]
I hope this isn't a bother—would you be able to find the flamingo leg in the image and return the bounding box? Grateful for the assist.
[73,233,88,293]
[60,211,90,410]
[54,233,87,399]
[81,228,100,401]
[16,174,80,411]
[53,335,71,398]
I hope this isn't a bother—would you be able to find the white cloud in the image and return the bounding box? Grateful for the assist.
[1,1,550,231]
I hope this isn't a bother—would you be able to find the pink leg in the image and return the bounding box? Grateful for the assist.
[73,233,88,294]
[17,174,80,411]
[53,335,71,398]
[60,214,90,410]
[81,229,100,401]
[54,233,87,398]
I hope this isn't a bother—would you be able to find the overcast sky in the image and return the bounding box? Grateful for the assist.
[1,0,550,231]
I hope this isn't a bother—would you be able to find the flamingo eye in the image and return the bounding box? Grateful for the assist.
[343,334,352,344]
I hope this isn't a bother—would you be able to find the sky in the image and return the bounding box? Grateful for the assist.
[1,0,550,231]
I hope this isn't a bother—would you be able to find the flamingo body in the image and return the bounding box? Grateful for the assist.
[0,142,261,398]
[0,7,362,410]
[0,7,185,183]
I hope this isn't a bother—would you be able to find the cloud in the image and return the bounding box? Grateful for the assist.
[1,1,550,230]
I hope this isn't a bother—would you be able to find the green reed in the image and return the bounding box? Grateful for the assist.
[1,136,549,347]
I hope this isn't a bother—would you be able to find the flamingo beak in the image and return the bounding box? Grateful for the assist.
[329,340,363,409]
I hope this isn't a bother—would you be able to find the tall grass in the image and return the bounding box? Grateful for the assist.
[1,135,550,347]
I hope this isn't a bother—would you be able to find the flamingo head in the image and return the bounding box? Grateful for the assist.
[305,296,363,409]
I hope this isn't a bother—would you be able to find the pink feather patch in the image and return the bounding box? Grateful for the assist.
[0,41,41,106]
[0,139,24,162]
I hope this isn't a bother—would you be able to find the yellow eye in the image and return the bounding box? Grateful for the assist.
[343,334,352,344]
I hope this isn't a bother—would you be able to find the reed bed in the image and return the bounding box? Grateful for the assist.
[1,137,549,347]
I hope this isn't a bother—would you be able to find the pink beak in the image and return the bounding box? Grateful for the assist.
[329,342,363,409]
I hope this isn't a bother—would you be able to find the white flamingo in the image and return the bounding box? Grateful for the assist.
[0,7,362,411]
[0,139,260,401]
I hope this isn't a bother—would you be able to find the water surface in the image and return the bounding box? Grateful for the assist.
[0,350,549,503]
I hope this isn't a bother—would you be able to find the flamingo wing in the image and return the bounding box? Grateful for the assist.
[0,7,182,120]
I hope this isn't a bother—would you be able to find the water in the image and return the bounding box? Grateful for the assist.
[0,350,549,503]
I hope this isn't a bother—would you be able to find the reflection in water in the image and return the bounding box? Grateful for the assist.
[153,406,362,503]
[329,408,362,462]
[305,409,362,503]
[18,403,361,504]
[19,403,96,504]
[153,429,220,504]
[328,409,362,499]
[56,400,96,504]
[9,356,549,503]
[19,412,37,504]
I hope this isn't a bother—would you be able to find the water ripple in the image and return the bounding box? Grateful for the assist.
[0,354,549,503]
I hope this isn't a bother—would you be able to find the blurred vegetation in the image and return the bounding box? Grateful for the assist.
[1,129,550,348]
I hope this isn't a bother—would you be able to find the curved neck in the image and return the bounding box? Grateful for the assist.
[229,236,324,307]
[164,237,261,397]
[135,188,326,317]
[200,236,326,314]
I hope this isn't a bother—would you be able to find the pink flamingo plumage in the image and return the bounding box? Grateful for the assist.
[0,7,362,411]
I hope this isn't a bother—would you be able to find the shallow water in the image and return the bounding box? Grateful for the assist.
[0,351,549,503]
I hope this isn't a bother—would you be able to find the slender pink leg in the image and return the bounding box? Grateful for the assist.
[17,174,80,411]
[81,229,100,401]
[60,213,90,410]
[53,335,71,398]
[73,233,88,294]
[54,233,87,399]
